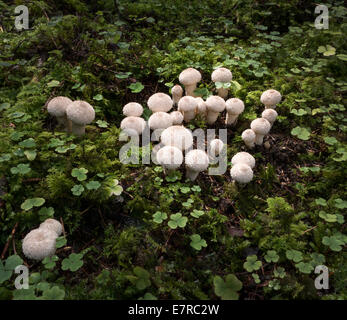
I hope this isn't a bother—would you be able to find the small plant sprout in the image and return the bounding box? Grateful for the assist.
[225,98,245,126]
[211,67,233,99]
[122,102,143,117]
[39,218,63,237]
[66,100,95,136]
[160,125,193,151]
[171,84,183,106]
[241,129,256,149]
[179,67,202,97]
[185,149,209,181]
[147,92,173,113]
[170,111,184,125]
[22,228,58,261]
[120,116,146,136]
[47,96,73,132]
[178,96,198,122]
[209,139,224,156]
[260,89,282,109]
[156,145,183,173]
[231,152,255,169]
[205,95,226,125]
[148,112,173,130]
[250,118,271,146]
[261,108,278,127]
[230,163,253,184]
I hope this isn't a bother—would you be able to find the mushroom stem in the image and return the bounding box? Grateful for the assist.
[244,140,255,149]
[185,84,197,97]
[225,113,239,126]
[182,110,195,122]
[56,115,72,133]
[206,111,219,125]
[217,88,228,99]
[186,168,199,181]
[71,123,86,136]
[254,134,265,145]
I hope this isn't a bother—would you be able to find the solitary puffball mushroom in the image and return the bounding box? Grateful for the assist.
[179,68,202,97]
[148,112,173,130]
[260,89,282,109]
[120,116,146,136]
[241,129,256,149]
[160,125,193,151]
[211,67,233,99]
[261,108,278,127]
[156,145,183,173]
[170,111,184,125]
[22,228,57,261]
[147,93,173,113]
[230,163,253,184]
[225,98,245,126]
[209,139,224,156]
[39,218,63,237]
[171,85,183,106]
[66,100,95,136]
[231,152,255,169]
[178,96,198,122]
[122,102,143,117]
[185,149,209,181]
[205,95,226,125]
[47,96,73,132]
[250,118,271,146]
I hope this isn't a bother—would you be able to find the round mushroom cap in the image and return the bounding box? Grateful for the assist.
[171,84,183,96]
[225,98,245,115]
[22,228,57,261]
[66,100,95,125]
[261,108,278,123]
[260,89,282,106]
[205,95,226,112]
[147,93,173,113]
[39,218,63,236]
[156,146,183,170]
[210,139,224,155]
[231,152,255,169]
[195,97,204,105]
[241,129,256,142]
[161,125,193,151]
[123,102,143,117]
[148,112,173,130]
[178,96,198,112]
[47,96,72,117]
[120,116,146,135]
[179,68,202,85]
[185,149,209,172]
[211,67,232,83]
[230,163,253,184]
[170,111,184,125]
[250,118,271,135]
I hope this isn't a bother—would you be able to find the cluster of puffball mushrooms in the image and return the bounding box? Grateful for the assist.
[120,67,281,183]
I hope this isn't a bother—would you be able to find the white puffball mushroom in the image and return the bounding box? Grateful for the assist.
[66,100,95,136]
[250,118,271,146]
[47,96,73,132]
[230,163,253,184]
[160,125,193,151]
[120,116,146,136]
[260,89,282,109]
[22,228,57,261]
[179,68,202,97]
[185,149,209,181]
[261,108,278,127]
[170,111,184,125]
[39,218,63,237]
[178,96,198,122]
[231,152,255,169]
[211,67,233,99]
[225,98,245,125]
[205,95,226,125]
[209,139,224,156]
[241,129,256,149]
[148,112,173,130]
[171,85,183,106]
[156,145,183,172]
[122,102,143,117]
[197,101,207,119]
[147,92,173,113]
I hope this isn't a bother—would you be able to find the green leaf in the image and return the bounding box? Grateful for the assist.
[190,234,207,250]
[42,255,59,269]
[139,293,157,300]
[24,150,37,161]
[19,138,36,148]
[291,126,311,140]
[47,80,60,87]
[213,274,242,300]
[323,137,338,145]
[11,163,31,175]
[71,184,84,196]
[315,198,327,206]
[243,255,262,272]
[286,249,303,262]
[61,253,84,272]
[96,120,108,128]
[322,236,344,252]
[168,213,188,229]
[152,211,167,224]
[264,250,279,263]
[128,82,144,93]
[38,207,55,221]
[295,262,314,274]
[85,181,101,190]
[133,267,151,290]
[336,54,347,61]
[93,94,103,101]
[71,168,88,181]
[180,187,190,194]
[56,236,67,249]
[190,209,205,218]
[5,255,23,270]
[290,109,307,116]
[334,198,347,209]
[0,153,11,162]
[41,286,65,300]
[21,198,45,211]
[0,262,12,284]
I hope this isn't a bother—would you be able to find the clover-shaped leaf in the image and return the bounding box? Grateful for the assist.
[61,253,84,272]
[0,255,23,284]
[85,181,101,190]
[133,266,151,290]
[47,80,60,87]
[38,207,55,220]
[128,82,144,93]
[273,267,286,279]
[244,255,262,272]
[334,198,347,209]
[309,253,326,267]
[56,236,67,249]
[290,109,307,116]
[317,45,336,56]
[11,163,31,175]
[12,287,37,300]
[71,184,84,196]
[71,168,88,181]
[315,198,327,206]
[168,213,188,229]
[93,94,103,101]
[264,250,279,263]
[24,150,37,161]
[21,198,45,211]
[190,209,205,218]
[139,293,157,300]
[213,274,242,300]
[190,234,207,250]
[295,262,314,274]
[42,255,59,269]
[191,185,201,192]
[322,236,344,252]
[41,286,65,300]
[180,187,190,194]
[96,120,108,128]
[152,211,167,224]
[19,138,36,148]
[291,126,311,140]
[286,249,303,262]
[0,153,11,162]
